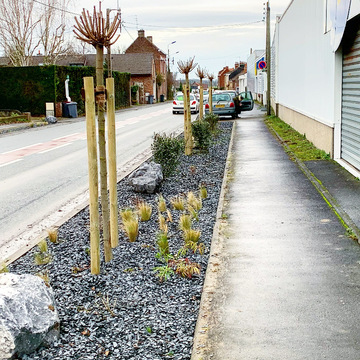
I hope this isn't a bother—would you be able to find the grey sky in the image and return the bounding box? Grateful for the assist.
[70,0,291,77]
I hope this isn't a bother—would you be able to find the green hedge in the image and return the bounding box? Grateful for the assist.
[0,65,130,115]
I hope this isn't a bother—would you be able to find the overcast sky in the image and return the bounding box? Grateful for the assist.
[69,0,291,78]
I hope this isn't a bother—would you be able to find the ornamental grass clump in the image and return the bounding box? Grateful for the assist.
[179,214,192,232]
[171,195,185,211]
[34,239,52,265]
[137,201,152,222]
[158,212,168,234]
[187,191,202,211]
[120,208,139,242]
[199,184,208,199]
[157,194,167,212]
[156,231,170,261]
[183,228,201,244]
[47,228,58,243]
[151,133,183,177]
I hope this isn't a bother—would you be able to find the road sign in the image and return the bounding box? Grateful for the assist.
[258,61,266,69]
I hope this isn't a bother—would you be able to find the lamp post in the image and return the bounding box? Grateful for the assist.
[167,41,176,71]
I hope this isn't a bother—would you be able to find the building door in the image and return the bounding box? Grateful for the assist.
[341,19,360,171]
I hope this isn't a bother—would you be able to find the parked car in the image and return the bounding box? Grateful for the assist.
[172,93,199,114]
[203,90,209,104]
[205,92,236,118]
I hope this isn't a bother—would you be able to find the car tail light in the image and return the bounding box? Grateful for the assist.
[191,101,196,105]
[230,102,235,107]
[173,101,177,105]
[205,103,209,109]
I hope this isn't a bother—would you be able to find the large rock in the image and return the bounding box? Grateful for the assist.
[129,161,163,194]
[0,273,60,359]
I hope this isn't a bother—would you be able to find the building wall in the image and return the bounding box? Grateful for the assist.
[271,0,339,157]
[131,75,154,99]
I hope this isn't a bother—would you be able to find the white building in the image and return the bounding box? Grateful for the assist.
[247,50,267,103]
[271,0,360,177]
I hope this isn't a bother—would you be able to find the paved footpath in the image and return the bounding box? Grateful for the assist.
[201,111,360,359]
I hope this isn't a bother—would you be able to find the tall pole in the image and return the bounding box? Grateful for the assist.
[266,1,271,115]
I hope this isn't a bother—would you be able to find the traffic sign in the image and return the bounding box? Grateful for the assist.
[258,61,266,69]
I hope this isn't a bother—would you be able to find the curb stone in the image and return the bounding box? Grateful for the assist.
[190,120,237,360]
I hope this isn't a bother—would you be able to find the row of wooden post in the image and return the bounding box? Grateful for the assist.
[84,76,118,275]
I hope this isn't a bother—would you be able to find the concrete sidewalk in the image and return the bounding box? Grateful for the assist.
[193,108,360,359]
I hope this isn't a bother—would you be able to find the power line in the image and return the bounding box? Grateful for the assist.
[122,19,263,32]
[121,23,134,41]
[33,0,80,16]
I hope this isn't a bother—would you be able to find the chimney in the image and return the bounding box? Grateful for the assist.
[147,36,153,43]
[138,29,145,38]
[235,62,239,69]
[250,48,253,54]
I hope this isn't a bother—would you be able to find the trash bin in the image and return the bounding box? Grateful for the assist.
[160,94,164,102]
[62,102,78,118]
[148,95,154,104]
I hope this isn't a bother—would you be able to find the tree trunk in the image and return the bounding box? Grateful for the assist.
[184,74,193,155]
[96,44,112,262]
[199,78,203,119]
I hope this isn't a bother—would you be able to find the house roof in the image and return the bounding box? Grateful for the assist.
[0,53,155,76]
[125,29,166,57]
[229,63,246,80]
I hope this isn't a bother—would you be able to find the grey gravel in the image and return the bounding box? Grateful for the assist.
[9,122,233,360]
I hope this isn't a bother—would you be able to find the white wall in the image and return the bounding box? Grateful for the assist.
[277,0,336,128]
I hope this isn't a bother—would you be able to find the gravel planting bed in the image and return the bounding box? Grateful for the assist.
[9,122,233,360]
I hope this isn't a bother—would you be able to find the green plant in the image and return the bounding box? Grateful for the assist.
[203,113,219,133]
[158,212,168,234]
[123,217,139,242]
[152,133,183,177]
[188,205,199,221]
[199,185,208,199]
[156,231,170,260]
[47,228,58,243]
[192,120,212,150]
[187,191,202,211]
[146,326,153,334]
[171,195,185,210]
[0,262,9,273]
[34,240,52,265]
[120,208,136,223]
[137,201,152,221]
[183,228,201,243]
[179,214,192,231]
[157,194,167,212]
[168,258,201,278]
[153,265,174,282]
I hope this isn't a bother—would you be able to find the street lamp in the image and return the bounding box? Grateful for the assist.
[167,41,176,71]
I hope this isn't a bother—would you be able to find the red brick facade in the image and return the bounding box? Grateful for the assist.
[125,30,167,101]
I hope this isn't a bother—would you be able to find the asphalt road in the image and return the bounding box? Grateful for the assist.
[0,103,192,261]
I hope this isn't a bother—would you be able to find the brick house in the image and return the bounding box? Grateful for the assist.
[125,29,167,101]
[218,66,234,89]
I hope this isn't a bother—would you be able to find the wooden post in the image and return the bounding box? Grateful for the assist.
[199,79,203,119]
[209,79,213,114]
[185,74,193,155]
[106,77,119,248]
[84,77,100,275]
[96,44,112,262]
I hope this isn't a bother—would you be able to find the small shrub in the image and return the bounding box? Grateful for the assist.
[171,195,185,210]
[203,113,219,133]
[153,265,174,282]
[168,258,201,279]
[152,133,183,177]
[192,120,212,150]
[123,218,139,242]
[188,205,199,221]
[157,194,167,212]
[137,201,152,221]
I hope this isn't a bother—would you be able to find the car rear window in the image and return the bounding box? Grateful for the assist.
[176,95,184,101]
[213,94,231,102]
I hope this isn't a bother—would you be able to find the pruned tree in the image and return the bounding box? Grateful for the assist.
[178,57,197,155]
[207,72,215,114]
[74,3,121,271]
[0,0,41,66]
[39,0,71,65]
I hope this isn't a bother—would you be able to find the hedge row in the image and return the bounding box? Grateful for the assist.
[0,65,131,115]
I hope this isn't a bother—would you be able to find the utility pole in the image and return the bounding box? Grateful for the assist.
[266,1,271,115]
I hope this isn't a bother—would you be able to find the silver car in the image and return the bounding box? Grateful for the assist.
[205,92,236,118]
